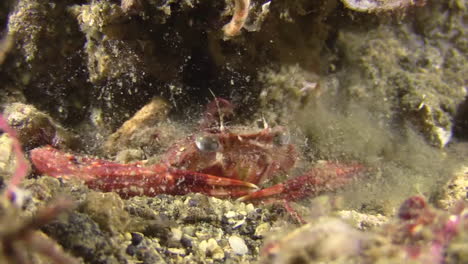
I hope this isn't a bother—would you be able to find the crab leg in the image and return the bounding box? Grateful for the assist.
[30,146,257,198]
[238,162,365,201]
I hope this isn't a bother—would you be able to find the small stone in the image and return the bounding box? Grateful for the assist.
[222,199,233,210]
[187,198,199,207]
[115,148,145,163]
[167,247,186,256]
[336,210,388,230]
[181,234,194,248]
[198,240,208,252]
[228,235,248,255]
[247,208,262,221]
[182,226,195,236]
[245,203,255,213]
[199,238,225,260]
[131,232,144,246]
[126,245,137,256]
[232,219,246,229]
[170,227,183,242]
[195,231,210,240]
[255,223,271,238]
[82,192,130,233]
[224,211,237,218]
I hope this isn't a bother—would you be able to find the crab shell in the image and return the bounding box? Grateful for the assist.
[163,126,297,186]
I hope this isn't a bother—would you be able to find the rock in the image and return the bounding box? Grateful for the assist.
[342,0,423,12]
[254,223,271,238]
[102,97,174,156]
[2,102,77,149]
[199,238,225,260]
[437,166,468,209]
[167,247,187,256]
[261,217,367,264]
[42,211,126,264]
[336,210,388,230]
[81,191,130,234]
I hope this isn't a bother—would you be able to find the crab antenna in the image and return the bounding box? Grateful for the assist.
[262,115,269,129]
[0,114,29,201]
[208,89,226,131]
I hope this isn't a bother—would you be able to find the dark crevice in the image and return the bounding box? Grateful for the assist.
[453,95,468,140]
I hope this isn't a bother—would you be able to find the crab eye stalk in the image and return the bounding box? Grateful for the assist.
[195,134,221,152]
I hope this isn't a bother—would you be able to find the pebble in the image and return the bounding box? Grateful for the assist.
[170,227,183,242]
[167,247,187,256]
[229,235,249,255]
[131,232,144,246]
[182,226,195,236]
[181,234,194,248]
[225,211,237,218]
[254,223,271,238]
[232,218,246,229]
[245,203,255,213]
[199,238,225,260]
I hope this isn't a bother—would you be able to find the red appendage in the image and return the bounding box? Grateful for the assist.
[30,146,255,198]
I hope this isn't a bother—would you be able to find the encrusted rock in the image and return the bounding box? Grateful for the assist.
[262,217,367,264]
[342,0,425,12]
[102,97,174,156]
[2,102,76,149]
[42,211,127,263]
[437,166,468,209]
[82,191,130,234]
[336,210,388,230]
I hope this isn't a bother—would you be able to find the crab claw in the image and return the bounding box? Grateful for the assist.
[84,167,259,198]
[238,162,365,202]
[30,146,258,198]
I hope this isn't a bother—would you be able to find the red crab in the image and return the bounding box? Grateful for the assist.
[30,99,365,203]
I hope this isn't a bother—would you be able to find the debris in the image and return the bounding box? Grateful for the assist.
[223,0,251,39]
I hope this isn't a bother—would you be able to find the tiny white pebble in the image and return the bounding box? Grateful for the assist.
[225,211,237,218]
[229,235,248,255]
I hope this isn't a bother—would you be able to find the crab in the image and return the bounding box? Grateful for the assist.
[30,98,365,204]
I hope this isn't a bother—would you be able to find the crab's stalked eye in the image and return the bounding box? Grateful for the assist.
[273,130,290,146]
[195,134,221,152]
